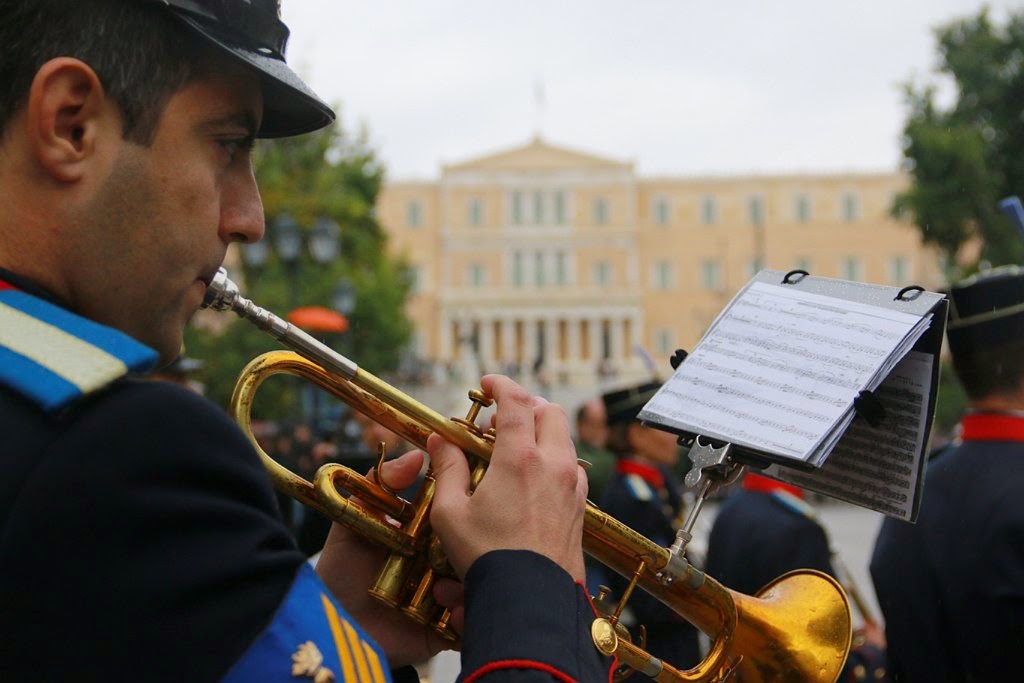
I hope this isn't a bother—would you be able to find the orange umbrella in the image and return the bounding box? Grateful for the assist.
[286,306,349,333]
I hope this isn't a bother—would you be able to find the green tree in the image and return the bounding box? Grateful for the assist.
[933,358,969,440]
[185,116,412,420]
[893,7,1024,277]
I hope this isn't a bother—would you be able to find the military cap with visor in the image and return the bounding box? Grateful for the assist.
[602,381,663,426]
[946,265,1024,357]
[147,0,335,138]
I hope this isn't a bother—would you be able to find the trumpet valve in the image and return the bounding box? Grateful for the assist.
[450,388,493,438]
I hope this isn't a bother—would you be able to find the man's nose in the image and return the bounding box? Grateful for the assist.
[221,168,265,245]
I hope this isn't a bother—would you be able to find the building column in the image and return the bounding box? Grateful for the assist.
[439,312,454,362]
[628,313,642,362]
[523,316,539,368]
[610,317,625,360]
[453,318,470,360]
[567,316,581,364]
[544,315,558,369]
[479,315,495,369]
[501,316,516,366]
[585,316,600,361]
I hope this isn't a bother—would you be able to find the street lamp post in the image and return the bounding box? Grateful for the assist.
[273,213,304,310]
[333,278,356,321]
[240,212,343,430]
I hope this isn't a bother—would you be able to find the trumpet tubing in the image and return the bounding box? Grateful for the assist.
[206,269,852,682]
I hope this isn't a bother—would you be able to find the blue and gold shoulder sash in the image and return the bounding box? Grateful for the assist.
[0,280,157,413]
[224,563,392,683]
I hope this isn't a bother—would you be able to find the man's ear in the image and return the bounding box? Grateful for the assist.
[25,57,119,183]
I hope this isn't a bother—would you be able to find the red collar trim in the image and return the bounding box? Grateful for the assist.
[615,458,664,488]
[0,280,17,292]
[742,472,803,498]
[961,413,1024,442]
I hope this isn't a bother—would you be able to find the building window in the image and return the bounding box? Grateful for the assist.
[511,191,525,225]
[534,251,546,287]
[747,259,761,279]
[888,256,910,284]
[700,196,717,225]
[594,197,608,225]
[533,190,544,224]
[406,200,422,228]
[467,263,485,288]
[656,328,673,355]
[653,197,670,226]
[468,197,483,227]
[840,256,864,281]
[512,251,525,287]
[748,195,764,225]
[594,261,611,288]
[795,194,811,223]
[701,260,722,291]
[555,251,568,286]
[553,191,566,225]
[842,192,860,222]
[653,261,672,290]
[407,265,423,294]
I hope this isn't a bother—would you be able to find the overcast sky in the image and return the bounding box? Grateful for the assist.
[280,1,1019,180]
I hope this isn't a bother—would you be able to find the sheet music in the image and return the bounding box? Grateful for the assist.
[639,281,931,464]
[766,350,933,521]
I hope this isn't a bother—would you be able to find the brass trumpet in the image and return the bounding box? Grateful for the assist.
[203,268,852,682]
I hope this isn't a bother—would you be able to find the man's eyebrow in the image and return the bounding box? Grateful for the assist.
[199,111,259,137]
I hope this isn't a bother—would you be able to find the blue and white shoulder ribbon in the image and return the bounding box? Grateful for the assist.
[0,280,157,412]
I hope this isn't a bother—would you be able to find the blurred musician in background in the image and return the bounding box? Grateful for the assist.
[705,472,888,682]
[0,1,608,680]
[871,266,1024,682]
[574,397,615,502]
[598,381,702,671]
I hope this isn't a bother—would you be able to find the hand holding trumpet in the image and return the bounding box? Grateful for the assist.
[315,374,591,666]
[429,375,589,582]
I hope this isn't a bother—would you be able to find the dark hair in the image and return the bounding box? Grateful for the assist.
[0,0,210,144]
[952,338,1024,400]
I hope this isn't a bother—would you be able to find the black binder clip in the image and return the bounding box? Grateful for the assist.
[782,269,809,285]
[853,390,886,428]
[895,285,924,302]
[670,348,689,370]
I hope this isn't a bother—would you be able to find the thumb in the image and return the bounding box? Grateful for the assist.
[369,449,424,492]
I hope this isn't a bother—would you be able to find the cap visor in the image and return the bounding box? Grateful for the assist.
[178,15,335,138]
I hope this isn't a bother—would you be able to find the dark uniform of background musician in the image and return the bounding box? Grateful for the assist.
[871,265,1024,682]
[0,1,609,681]
[597,381,702,671]
[705,472,888,682]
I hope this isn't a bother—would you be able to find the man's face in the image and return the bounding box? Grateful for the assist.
[578,401,609,447]
[630,422,680,467]
[70,64,264,362]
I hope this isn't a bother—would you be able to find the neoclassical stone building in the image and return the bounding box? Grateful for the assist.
[377,137,941,398]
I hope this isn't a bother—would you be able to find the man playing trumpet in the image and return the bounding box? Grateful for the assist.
[0,2,609,681]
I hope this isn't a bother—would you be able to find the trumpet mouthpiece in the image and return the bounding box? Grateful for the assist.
[202,267,240,312]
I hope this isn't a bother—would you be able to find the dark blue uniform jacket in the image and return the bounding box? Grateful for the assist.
[871,419,1024,683]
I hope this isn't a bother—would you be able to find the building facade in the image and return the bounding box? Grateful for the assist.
[377,137,941,399]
